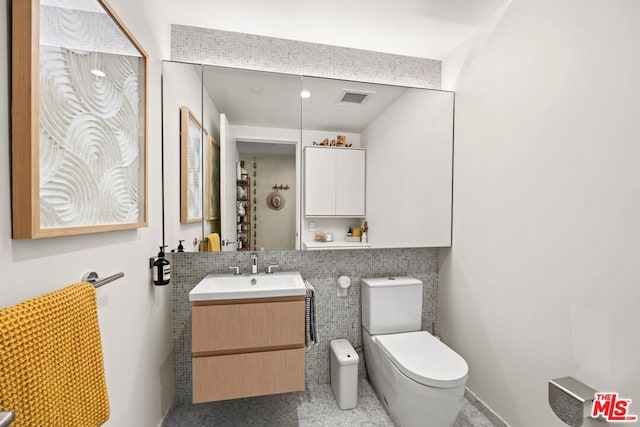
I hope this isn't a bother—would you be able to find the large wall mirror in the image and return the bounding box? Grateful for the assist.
[162,61,454,253]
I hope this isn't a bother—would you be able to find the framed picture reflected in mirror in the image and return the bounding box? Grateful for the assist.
[180,106,206,223]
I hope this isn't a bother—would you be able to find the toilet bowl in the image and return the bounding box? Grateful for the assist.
[361,277,469,427]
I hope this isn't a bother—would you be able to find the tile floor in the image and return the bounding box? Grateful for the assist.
[164,379,498,427]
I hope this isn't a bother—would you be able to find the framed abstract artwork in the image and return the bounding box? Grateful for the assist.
[12,0,148,238]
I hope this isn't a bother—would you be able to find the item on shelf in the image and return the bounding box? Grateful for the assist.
[237,186,246,199]
[236,176,252,251]
[314,231,334,242]
[239,160,249,180]
[312,137,352,148]
[345,236,361,242]
[361,220,368,243]
[352,227,361,237]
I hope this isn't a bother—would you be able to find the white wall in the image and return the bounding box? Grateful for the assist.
[441,1,512,91]
[0,1,173,426]
[162,62,220,251]
[439,0,640,426]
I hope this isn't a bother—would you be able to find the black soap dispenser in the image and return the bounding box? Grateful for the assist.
[177,240,185,252]
[153,245,171,286]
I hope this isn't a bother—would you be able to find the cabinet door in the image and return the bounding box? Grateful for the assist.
[193,348,305,403]
[335,149,366,216]
[304,147,336,216]
[192,300,305,354]
[362,90,453,247]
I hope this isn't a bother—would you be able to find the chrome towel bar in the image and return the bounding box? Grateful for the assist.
[0,411,14,427]
[82,271,125,289]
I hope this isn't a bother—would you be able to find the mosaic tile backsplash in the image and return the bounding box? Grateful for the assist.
[172,248,439,404]
[171,25,441,89]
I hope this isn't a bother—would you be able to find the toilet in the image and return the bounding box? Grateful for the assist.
[361,277,468,427]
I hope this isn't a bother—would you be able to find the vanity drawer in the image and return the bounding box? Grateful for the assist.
[192,299,305,354]
[192,348,305,403]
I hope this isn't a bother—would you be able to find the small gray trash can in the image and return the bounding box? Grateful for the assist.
[330,338,359,409]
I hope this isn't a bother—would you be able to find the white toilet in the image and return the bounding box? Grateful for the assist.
[361,277,469,427]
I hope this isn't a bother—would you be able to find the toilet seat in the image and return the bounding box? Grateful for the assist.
[375,331,468,388]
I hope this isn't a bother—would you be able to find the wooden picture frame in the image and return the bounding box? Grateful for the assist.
[180,106,206,223]
[206,135,221,222]
[11,0,148,238]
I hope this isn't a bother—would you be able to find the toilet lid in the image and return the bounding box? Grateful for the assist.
[376,331,468,388]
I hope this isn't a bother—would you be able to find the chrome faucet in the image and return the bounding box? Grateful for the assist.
[228,266,241,275]
[267,264,279,274]
[250,253,258,275]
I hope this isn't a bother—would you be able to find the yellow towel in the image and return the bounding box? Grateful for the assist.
[203,232,221,252]
[0,283,110,426]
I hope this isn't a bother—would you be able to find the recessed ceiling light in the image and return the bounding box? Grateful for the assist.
[90,69,106,77]
[300,90,311,99]
[251,87,263,94]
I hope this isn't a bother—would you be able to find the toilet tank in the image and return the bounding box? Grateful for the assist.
[361,277,423,335]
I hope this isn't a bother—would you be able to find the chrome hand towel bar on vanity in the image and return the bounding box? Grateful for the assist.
[82,271,125,289]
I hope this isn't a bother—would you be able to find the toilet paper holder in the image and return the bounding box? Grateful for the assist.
[549,377,603,426]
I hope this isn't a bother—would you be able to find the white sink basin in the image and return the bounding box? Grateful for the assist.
[189,271,306,301]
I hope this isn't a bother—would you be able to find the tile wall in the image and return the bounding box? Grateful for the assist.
[170,25,441,89]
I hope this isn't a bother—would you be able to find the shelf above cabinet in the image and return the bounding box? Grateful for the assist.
[303,240,371,250]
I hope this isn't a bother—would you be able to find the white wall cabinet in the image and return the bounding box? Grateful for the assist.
[304,147,366,217]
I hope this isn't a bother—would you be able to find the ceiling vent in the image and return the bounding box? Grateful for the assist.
[337,89,374,106]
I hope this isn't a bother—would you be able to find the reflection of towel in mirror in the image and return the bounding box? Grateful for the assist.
[203,233,221,252]
[304,280,318,347]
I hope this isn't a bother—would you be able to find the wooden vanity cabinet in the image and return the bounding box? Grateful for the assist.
[191,296,306,403]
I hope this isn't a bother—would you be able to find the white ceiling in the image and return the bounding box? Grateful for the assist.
[202,65,409,132]
[301,77,407,132]
[203,66,301,129]
[158,0,509,60]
